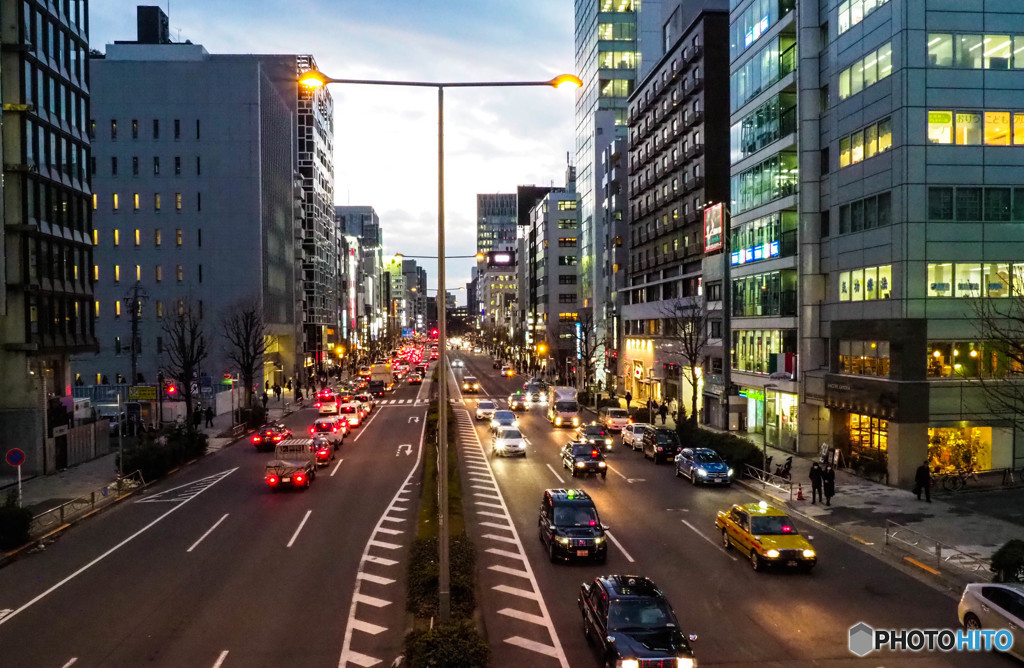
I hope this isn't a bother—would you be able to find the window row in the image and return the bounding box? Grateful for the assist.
[25,237,91,287]
[96,118,200,141]
[97,299,197,320]
[837,0,889,36]
[839,117,892,167]
[927,34,1024,70]
[24,3,87,81]
[731,328,796,374]
[729,0,794,59]
[838,340,890,377]
[927,109,1024,146]
[926,262,1024,298]
[93,192,200,213]
[729,151,798,215]
[730,93,796,164]
[97,263,201,284]
[597,22,636,41]
[838,265,892,302]
[27,295,92,341]
[25,119,89,183]
[838,42,892,101]
[927,186,1024,222]
[25,178,90,234]
[730,210,797,266]
[837,191,892,234]
[92,228,200,248]
[92,155,202,177]
[730,36,797,112]
[732,270,797,317]
[928,341,1024,378]
[27,62,89,135]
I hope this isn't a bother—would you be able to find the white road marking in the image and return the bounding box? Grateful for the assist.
[606,464,628,480]
[343,651,381,667]
[493,584,540,601]
[504,636,560,658]
[357,573,396,586]
[474,500,504,509]
[0,468,238,628]
[187,513,229,553]
[376,527,404,536]
[477,510,508,520]
[350,618,387,635]
[486,547,526,560]
[363,555,398,567]
[545,463,565,484]
[330,458,345,477]
[682,520,739,561]
[368,539,402,550]
[211,650,229,668]
[479,521,511,530]
[482,533,517,544]
[498,608,547,626]
[382,516,405,523]
[287,510,312,548]
[605,530,635,563]
[488,565,531,578]
[60,660,78,668]
[351,408,383,442]
[354,593,391,608]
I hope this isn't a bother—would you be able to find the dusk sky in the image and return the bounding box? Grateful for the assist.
[90,1,578,305]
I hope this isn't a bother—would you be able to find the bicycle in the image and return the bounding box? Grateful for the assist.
[940,468,978,492]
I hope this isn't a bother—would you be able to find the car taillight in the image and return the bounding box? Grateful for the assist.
[252,435,261,443]
[309,427,315,434]
[267,476,278,485]
[315,402,322,408]
[294,474,304,484]
[592,450,599,458]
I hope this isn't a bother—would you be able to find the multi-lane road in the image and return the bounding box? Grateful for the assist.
[0,352,1015,667]
[449,352,1014,668]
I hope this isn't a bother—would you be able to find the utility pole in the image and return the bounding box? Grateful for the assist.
[124,282,149,385]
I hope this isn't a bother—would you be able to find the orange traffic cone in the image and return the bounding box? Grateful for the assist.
[796,483,805,501]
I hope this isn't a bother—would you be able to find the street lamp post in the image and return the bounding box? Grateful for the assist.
[301,69,580,623]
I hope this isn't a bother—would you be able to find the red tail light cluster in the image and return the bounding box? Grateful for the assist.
[267,476,278,485]
[591,450,600,458]
[252,435,262,443]
[294,474,304,484]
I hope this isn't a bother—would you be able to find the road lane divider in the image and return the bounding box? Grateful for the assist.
[606,464,628,481]
[286,510,312,548]
[681,519,738,561]
[604,530,635,563]
[0,467,238,628]
[187,513,229,553]
[211,650,228,668]
[60,659,77,668]
[330,458,344,477]
[545,463,565,484]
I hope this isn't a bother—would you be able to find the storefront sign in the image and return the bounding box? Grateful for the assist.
[704,203,724,253]
[738,388,764,401]
[826,382,851,392]
[129,385,157,401]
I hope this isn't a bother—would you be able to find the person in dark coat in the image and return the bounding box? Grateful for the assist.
[204,405,214,428]
[914,460,932,502]
[624,391,632,408]
[659,402,668,425]
[809,462,823,504]
[823,465,836,506]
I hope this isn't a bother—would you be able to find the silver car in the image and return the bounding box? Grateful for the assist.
[621,422,653,450]
[598,407,631,432]
[492,427,527,457]
[475,400,497,420]
[958,582,1024,660]
[490,409,518,433]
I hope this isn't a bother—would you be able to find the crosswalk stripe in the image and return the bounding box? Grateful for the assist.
[363,555,398,566]
[355,593,391,608]
[494,584,541,601]
[357,572,396,586]
[479,521,511,530]
[477,511,508,519]
[351,618,388,635]
[369,540,402,550]
[485,547,526,560]
[341,650,381,667]
[375,527,404,536]
[504,636,559,658]
[498,608,546,626]
[482,533,518,544]
[488,564,531,578]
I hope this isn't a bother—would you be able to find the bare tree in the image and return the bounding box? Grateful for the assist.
[161,297,209,430]
[967,295,1024,422]
[564,310,606,392]
[221,297,267,410]
[660,296,712,425]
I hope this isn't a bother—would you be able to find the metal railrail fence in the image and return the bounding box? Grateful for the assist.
[743,464,794,500]
[29,470,146,537]
[884,520,991,580]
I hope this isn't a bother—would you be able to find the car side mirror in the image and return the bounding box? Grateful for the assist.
[602,524,610,531]
[688,634,698,642]
[807,535,814,541]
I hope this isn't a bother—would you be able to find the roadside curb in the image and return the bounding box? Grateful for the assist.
[734,478,967,599]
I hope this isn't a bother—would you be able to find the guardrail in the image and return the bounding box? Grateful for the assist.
[29,469,146,537]
[884,520,991,581]
[743,464,794,500]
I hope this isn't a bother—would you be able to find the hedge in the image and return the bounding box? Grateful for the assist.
[118,425,209,481]
[0,491,32,550]
[991,539,1024,583]
[405,622,490,668]
[406,534,476,620]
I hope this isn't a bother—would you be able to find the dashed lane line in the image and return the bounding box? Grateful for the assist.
[545,463,565,484]
[187,513,229,553]
[286,510,312,548]
[604,530,635,563]
[681,519,738,561]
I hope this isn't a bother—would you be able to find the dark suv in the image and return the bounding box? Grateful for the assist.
[561,441,608,478]
[642,427,682,464]
[538,489,608,563]
[578,575,697,666]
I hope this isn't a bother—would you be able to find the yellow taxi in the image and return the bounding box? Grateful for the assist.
[715,500,816,572]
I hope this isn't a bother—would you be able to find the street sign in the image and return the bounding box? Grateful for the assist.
[5,448,25,467]
[190,382,199,395]
[128,385,158,401]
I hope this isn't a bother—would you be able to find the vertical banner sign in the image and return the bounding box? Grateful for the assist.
[704,203,724,252]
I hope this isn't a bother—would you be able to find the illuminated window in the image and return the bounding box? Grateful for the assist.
[955,263,983,297]
[154,229,161,246]
[94,301,99,317]
[156,301,163,318]
[176,229,182,246]
[154,193,161,210]
[985,111,1011,145]
[112,193,119,211]
[927,33,953,66]
[92,229,98,245]
[155,265,162,282]
[839,137,850,167]
[92,193,97,210]
[851,130,864,164]
[134,229,140,246]
[175,193,182,211]
[133,193,140,210]
[983,35,1012,69]
[93,265,98,281]
[927,263,953,296]
[176,265,183,282]
[928,110,953,144]
[1016,114,1024,145]
[135,265,141,281]
[113,265,120,282]
[113,229,120,246]
[115,300,121,317]
[956,112,982,145]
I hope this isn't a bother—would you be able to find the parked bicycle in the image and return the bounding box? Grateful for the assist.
[939,468,978,492]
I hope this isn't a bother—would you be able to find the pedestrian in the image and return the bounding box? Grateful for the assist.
[809,462,823,504]
[659,402,668,425]
[625,391,632,407]
[669,397,679,422]
[265,380,270,392]
[192,409,202,430]
[823,464,836,506]
[914,459,932,502]
[273,383,281,400]
[204,405,214,428]
[286,379,292,392]
[261,391,269,410]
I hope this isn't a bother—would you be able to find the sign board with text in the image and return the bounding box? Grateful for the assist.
[704,203,724,252]
[128,385,157,401]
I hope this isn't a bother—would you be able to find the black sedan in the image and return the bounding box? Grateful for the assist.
[251,422,292,452]
[560,441,608,479]
[579,575,697,667]
[507,391,527,411]
[575,424,614,451]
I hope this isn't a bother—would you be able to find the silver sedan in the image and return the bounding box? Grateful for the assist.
[491,427,527,457]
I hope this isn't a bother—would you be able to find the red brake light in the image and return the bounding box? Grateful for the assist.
[782,525,793,533]
[589,520,596,526]
[309,427,315,434]
[295,474,304,484]
[591,450,599,458]
[267,476,278,485]
[252,435,261,443]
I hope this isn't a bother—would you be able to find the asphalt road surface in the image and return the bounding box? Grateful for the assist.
[451,350,1016,668]
[0,379,429,668]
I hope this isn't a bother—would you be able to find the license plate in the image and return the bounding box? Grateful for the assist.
[282,477,291,483]
[787,560,798,567]
[576,550,589,557]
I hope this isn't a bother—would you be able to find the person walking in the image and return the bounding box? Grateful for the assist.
[823,465,836,506]
[624,391,632,409]
[659,402,668,425]
[273,383,281,401]
[204,405,214,428]
[914,460,932,502]
[261,391,269,411]
[809,462,823,504]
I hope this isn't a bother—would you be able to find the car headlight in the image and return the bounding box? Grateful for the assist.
[512,420,519,427]
[619,660,640,668]
[765,549,780,558]
[598,462,607,467]
[697,468,707,477]
[490,419,498,427]
[676,659,695,668]
[605,438,612,445]
[727,468,734,477]
[803,549,816,558]
[572,417,579,426]
[557,536,570,545]
[555,418,562,425]
[576,461,585,468]
[594,536,605,544]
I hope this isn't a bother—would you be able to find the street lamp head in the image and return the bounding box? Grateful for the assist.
[298,69,328,88]
[475,253,485,262]
[549,74,583,89]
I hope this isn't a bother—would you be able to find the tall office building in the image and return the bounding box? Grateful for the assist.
[476,193,518,330]
[336,205,385,348]
[0,0,96,475]
[575,0,663,383]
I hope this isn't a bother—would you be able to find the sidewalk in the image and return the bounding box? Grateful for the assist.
[0,401,292,517]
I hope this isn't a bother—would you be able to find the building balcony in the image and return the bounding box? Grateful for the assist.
[685,44,703,64]
[684,76,703,95]
[684,142,704,159]
[686,109,705,128]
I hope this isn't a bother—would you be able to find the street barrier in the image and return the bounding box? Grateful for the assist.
[743,464,794,500]
[29,469,145,537]
[884,520,991,581]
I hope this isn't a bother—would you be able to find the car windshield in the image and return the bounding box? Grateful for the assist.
[554,506,599,527]
[695,451,722,463]
[750,515,800,536]
[607,599,677,631]
[498,429,522,440]
[585,427,608,436]
[494,411,515,421]
[571,444,599,457]
[606,409,628,418]
[555,401,577,412]
[478,402,495,409]
[655,432,680,445]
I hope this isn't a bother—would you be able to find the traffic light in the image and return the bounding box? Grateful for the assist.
[166,383,177,397]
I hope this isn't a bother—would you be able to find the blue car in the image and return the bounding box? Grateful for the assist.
[675,447,733,486]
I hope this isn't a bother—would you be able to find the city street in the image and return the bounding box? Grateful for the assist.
[451,351,1016,668]
[0,382,429,668]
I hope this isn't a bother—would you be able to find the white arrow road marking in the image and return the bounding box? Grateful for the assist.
[407,416,420,423]
[287,510,312,548]
[605,530,635,563]
[0,468,238,628]
[682,520,738,561]
[395,444,412,457]
[187,513,229,553]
